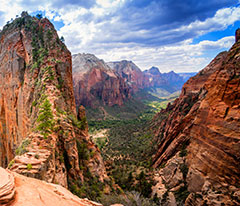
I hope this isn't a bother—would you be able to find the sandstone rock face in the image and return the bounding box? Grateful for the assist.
[0,167,103,206]
[109,62,187,94]
[73,54,131,108]
[0,13,109,192]
[144,67,185,92]
[0,167,15,205]
[108,60,149,92]
[151,34,240,205]
[143,67,167,88]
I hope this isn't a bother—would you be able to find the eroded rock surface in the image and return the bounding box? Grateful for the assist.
[151,32,240,205]
[0,12,109,193]
[0,167,103,206]
[108,60,149,92]
[73,54,131,108]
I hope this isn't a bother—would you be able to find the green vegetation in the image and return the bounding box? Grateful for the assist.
[174,185,190,204]
[89,112,157,200]
[36,98,54,139]
[86,98,150,120]
[143,90,180,112]
[27,163,32,170]
[68,139,105,201]
[8,159,15,169]
[15,138,30,155]
[68,114,87,130]
[86,89,181,202]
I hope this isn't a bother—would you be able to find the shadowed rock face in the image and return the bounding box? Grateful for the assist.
[73,54,131,108]
[235,28,240,42]
[0,167,103,206]
[0,13,108,190]
[151,33,240,204]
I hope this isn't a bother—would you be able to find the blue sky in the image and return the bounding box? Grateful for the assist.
[0,0,239,72]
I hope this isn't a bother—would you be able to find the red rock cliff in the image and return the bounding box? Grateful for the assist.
[73,53,131,108]
[151,34,240,205]
[0,13,109,193]
[107,60,150,92]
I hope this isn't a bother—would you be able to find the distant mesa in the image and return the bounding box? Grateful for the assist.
[73,55,196,110]
[72,54,131,108]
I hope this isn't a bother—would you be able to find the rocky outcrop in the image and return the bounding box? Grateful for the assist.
[109,62,188,94]
[235,28,240,42]
[73,54,131,108]
[0,12,109,195]
[151,32,240,205]
[161,71,185,91]
[143,67,167,88]
[0,167,103,206]
[144,67,185,92]
[0,167,15,205]
[108,60,149,92]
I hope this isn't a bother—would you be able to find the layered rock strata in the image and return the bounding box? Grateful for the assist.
[151,33,240,205]
[108,60,149,92]
[0,12,108,191]
[0,167,103,206]
[73,54,131,108]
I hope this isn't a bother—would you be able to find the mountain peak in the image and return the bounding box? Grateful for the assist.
[72,53,108,73]
[147,66,161,75]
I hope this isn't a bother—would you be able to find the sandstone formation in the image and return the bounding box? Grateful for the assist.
[143,67,167,88]
[0,12,109,196]
[0,167,103,206]
[107,60,149,92]
[73,58,191,111]
[151,32,240,205]
[73,54,131,108]
[109,62,188,94]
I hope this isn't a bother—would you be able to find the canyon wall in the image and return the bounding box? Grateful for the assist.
[0,12,109,193]
[151,34,240,205]
[73,54,131,108]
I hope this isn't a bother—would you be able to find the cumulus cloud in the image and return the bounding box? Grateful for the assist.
[0,0,239,72]
[96,36,235,73]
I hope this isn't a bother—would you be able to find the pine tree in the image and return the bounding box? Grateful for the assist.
[36,98,54,139]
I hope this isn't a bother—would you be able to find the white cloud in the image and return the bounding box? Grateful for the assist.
[179,7,240,35]
[0,1,238,72]
[95,36,234,72]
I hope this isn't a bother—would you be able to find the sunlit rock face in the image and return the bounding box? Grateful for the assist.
[0,13,109,191]
[151,31,240,205]
[0,167,103,206]
[73,54,131,108]
[108,60,150,92]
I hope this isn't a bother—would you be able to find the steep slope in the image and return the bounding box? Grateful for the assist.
[0,12,109,197]
[151,31,240,205]
[143,67,167,88]
[0,167,102,206]
[108,60,149,92]
[73,54,131,108]
[109,62,188,95]
[144,67,186,93]
[161,71,185,91]
[178,72,197,81]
